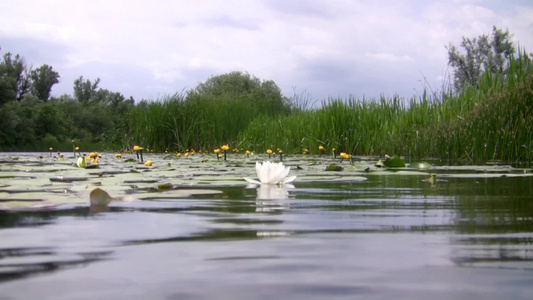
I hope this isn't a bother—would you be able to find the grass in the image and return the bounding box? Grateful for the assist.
[126,52,532,164]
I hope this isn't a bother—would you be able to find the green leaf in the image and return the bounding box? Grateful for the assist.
[384,155,406,168]
[325,164,344,171]
[89,188,113,206]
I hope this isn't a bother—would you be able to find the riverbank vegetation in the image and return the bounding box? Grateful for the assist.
[0,27,531,164]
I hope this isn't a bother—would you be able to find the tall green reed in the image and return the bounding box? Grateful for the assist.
[126,52,531,163]
[237,52,531,163]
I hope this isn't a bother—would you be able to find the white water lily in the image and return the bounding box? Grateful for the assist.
[76,156,86,168]
[244,161,296,185]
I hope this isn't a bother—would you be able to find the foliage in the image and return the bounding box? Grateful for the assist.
[0,52,29,103]
[447,26,515,92]
[126,72,294,152]
[237,53,531,164]
[73,76,101,104]
[0,31,531,164]
[0,78,134,151]
[187,71,293,116]
[30,64,60,102]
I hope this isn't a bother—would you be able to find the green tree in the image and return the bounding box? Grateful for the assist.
[447,26,515,92]
[73,76,100,103]
[0,51,30,103]
[30,64,60,102]
[34,103,60,139]
[187,71,291,115]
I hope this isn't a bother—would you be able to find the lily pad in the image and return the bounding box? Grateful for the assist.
[325,164,344,171]
[408,161,433,170]
[0,192,85,210]
[384,155,406,168]
[134,189,224,200]
[90,188,113,206]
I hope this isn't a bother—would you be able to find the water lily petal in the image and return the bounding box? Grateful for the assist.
[254,161,295,185]
[282,175,297,184]
[243,177,262,185]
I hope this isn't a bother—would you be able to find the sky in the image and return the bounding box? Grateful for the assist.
[1,0,532,104]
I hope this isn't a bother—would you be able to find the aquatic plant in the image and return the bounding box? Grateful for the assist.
[76,156,86,168]
[244,161,296,185]
[221,144,229,161]
[266,149,272,159]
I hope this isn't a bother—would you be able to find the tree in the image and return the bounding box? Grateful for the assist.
[73,76,100,103]
[187,71,292,115]
[447,26,515,92]
[190,71,263,97]
[0,51,30,103]
[30,64,60,102]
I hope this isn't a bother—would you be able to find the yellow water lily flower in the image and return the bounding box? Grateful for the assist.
[221,145,229,151]
[266,149,273,154]
[214,149,220,154]
[340,152,350,159]
[144,160,152,166]
[177,153,181,157]
[133,145,140,151]
[75,146,80,151]
[319,145,324,151]
[115,153,122,158]
[89,152,97,158]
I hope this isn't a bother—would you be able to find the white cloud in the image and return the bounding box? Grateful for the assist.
[366,53,414,62]
[1,0,532,102]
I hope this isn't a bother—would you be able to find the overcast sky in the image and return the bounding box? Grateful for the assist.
[1,0,532,103]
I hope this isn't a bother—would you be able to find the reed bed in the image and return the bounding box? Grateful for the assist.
[126,92,291,152]
[126,53,531,164]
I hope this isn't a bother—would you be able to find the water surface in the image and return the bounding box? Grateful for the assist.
[1,154,532,299]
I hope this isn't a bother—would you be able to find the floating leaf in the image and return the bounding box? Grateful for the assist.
[384,155,406,168]
[408,162,433,170]
[89,188,113,206]
[325,164,344,171]
[134,189,223,200]
[375,159,385,168]
[157,183,174,190]
[50,176,89,182]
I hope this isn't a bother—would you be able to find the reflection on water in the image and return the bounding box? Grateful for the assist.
[1,174,533,299]
[254,184,294,213]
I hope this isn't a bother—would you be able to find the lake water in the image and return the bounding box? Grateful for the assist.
[1,153,532,299]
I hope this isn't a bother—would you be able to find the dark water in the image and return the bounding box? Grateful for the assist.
[1,174,532,299]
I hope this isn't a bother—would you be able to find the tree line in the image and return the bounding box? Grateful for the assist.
[0,26,530,161]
